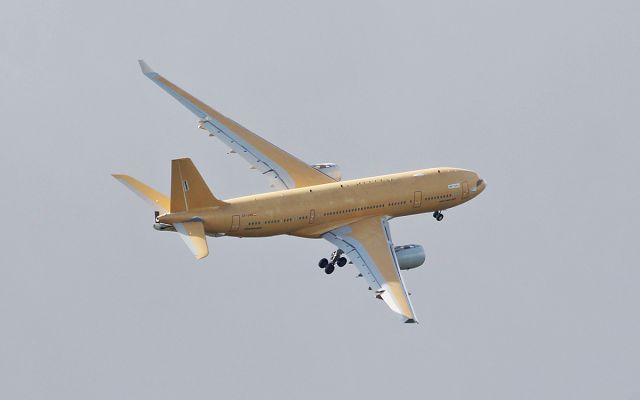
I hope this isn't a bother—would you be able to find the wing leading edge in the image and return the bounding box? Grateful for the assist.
[138,60,335,190]
[323,217,417,323]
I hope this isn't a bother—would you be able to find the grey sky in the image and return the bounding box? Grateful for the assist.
[1,0,639,399]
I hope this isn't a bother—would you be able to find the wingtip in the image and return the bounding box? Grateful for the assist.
[138,59,154,75]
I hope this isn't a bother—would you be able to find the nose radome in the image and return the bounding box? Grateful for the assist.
[476,178,486,193]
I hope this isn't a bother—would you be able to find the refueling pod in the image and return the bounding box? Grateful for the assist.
[311,163,342,181]
[394,244,426,270]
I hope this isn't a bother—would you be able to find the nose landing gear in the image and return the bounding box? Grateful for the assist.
[433,211,444,221]
[318,249,348,275]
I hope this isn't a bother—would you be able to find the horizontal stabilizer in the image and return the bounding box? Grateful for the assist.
[174,221,209,259]
[112,174,169,212]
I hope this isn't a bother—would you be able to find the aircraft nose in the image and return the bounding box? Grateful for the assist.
[476,178,486,194]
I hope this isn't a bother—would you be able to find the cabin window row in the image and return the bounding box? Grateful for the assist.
[426,193,453,200]
[249,216,303,226]
[323,204,384,217]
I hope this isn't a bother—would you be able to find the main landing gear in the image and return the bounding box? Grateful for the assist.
[433,210,444,221]
[318,249,348,275]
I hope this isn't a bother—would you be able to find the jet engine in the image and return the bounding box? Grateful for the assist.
[394,244,426,270]
[311,163,342,181]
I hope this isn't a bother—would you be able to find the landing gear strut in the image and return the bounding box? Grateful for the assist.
[433,211,444,221]
[318,249,348,275]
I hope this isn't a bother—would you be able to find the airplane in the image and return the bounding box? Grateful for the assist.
[113,60,487,323]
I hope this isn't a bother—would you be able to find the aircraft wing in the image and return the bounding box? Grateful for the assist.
[323,217,418,323]
[138,60,335,190]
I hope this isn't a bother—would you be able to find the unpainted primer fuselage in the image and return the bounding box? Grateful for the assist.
[158,167,486,238]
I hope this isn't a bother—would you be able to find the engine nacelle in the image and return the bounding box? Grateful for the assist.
[394,244,426,270]
[311,163,342,181]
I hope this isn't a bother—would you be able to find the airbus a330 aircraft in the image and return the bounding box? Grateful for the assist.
[113,60,486,323]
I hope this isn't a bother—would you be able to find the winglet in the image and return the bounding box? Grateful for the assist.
[138,59,155,76]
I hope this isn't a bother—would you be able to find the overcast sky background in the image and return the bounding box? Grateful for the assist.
[1,1,639,399]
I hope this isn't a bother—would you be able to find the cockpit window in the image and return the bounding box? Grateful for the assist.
[476,179,484,187]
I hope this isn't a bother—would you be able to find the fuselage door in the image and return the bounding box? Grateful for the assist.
[231,215,240,231]
[413,191,422,208]
[309,209,315,224]
[462,181,469,199]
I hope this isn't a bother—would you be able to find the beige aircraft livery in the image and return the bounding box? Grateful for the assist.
[113,60,487,323]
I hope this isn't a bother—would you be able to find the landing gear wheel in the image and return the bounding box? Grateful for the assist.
[325,264,335,274]
[436,213,444,221]
[337,257,347,267]
[318,258,329,268]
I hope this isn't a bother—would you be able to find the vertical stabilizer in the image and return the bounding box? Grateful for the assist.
[171,158,226,212]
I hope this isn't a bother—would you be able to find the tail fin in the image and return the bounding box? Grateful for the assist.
[171,158,226,212]
[112,174,170,212]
